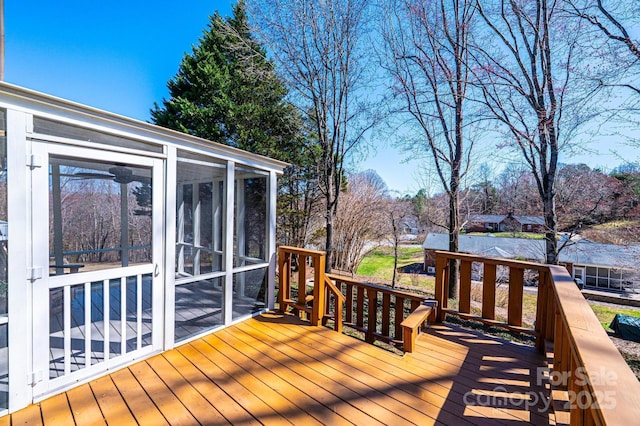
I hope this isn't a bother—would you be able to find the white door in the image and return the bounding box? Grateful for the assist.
[30,142,164,399]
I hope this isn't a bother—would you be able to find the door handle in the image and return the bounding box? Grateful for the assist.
[154,264,159,277]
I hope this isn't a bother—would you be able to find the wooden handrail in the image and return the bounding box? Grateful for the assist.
[434,250,640,425]
[400,301,437,353]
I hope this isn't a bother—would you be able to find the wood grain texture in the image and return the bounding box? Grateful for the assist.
[6,313,551,425]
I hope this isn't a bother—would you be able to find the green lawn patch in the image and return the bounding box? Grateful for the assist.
[356,246,435,293]
[589,303,640,331]
[356,246,423,279]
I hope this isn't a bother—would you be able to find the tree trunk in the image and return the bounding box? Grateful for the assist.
[448,190,460,299]
[543,182,558,265]
[325,207,334,274]
[392,237,399,289]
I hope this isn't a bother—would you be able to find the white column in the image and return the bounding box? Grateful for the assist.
[267,171,277,310]
[193,181,201,276]
[176,184,184,275]
[223,161,235,324]
[236,178,245,297]
[212,180,222,271]
[163,146,177,349]
[7,109,30,411]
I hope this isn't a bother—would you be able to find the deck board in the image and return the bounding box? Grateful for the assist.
[233,319,465,425]
[40,392,74,425]
[88,376,137,426]
[65,385,106,426]
[6,313,550,425]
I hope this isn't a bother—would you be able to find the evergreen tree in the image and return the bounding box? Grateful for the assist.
[152,1,318,248]
[151,1,300,161]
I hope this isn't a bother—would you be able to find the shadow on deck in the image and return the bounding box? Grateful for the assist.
[6,313,551,425]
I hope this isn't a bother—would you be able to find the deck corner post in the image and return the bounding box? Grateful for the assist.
[434,253,447,323]
[310,253,326,326]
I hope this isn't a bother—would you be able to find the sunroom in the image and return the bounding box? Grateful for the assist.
[0,82,285,414]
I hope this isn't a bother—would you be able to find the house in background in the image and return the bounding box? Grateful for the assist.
[423,233,640,293]
[464,212,546,233]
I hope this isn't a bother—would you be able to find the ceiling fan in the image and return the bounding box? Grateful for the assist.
[73,165,151,185]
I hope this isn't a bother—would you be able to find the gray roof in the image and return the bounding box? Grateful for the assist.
[468,215,504,223]
[467,214,545,226]
[514,216,546,226]
[423,233,640,270]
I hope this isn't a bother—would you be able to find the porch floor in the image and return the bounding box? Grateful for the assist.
[5,313,552,425]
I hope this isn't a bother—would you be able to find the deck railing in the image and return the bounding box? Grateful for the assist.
[434,250,640,425]
[277,246,435,352]
[277,246,344,331]
[327,274,436,350]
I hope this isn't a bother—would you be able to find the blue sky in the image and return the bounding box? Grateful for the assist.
[6,1,230,120]
[4,0,430,193]
[5,1,638,194]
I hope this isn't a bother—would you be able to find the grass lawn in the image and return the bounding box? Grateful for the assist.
[589,303,640,331]
[356,246,435,292]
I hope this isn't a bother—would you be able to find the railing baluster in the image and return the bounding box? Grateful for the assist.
[298,254,307,318]
[482,263,496,320]
[345,282,353,324]
[381,293,391,337]
[459,260,472,314]
[545,275,555,343]
[356,286,365,329]
[366,288,377,343]
[508,267,524,327]
[535,268,547,352]
[394,296,404,340]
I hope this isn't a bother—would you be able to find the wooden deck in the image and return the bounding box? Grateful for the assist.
[5,313,552,425]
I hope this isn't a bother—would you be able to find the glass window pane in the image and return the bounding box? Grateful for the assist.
[49,288,64,378]
[141,273,153,347]
[234,169,267,267]
[176,156,225,278]
[70,284,86,372]
[49,156,152,275]
[232,268,267,320]
[0,324,7,409]
[90,282,105,365]
[126,276,137,353]
[109,279,121,358]
[174,278,223,341]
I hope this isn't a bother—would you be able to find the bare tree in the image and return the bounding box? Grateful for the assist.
[387,197,414,288]
[472,0,591,264]
[565,0,640,97]
[380,0,477,297]
[248,0,377,272]
[333,170,389,274]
